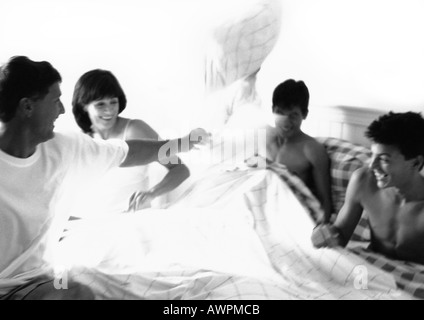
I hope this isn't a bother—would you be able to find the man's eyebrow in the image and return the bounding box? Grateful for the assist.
[374,153,391,157]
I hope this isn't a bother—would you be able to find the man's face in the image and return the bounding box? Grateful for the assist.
[29,82,65,143]
[370,143,417,189]
[273,105,304,138]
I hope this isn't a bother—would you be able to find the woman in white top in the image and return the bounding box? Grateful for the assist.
[71,69,190,217]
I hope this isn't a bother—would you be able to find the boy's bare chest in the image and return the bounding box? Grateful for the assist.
[275,145,311,176]
[366,195,424,257]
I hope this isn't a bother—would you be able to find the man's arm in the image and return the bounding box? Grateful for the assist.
[120,128,208,168]
[311,167,366,248]
[265,125,279,162]
[307,141,333,223]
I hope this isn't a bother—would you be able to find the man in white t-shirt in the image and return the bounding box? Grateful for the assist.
[0,56,207,299]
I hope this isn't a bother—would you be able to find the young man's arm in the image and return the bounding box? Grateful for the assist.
[311,167,366,248]
[307,141,333,223]
[265,125,279,162]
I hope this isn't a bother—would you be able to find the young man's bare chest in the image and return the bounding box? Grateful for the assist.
[364,191,424,262]
[275,143,311,178]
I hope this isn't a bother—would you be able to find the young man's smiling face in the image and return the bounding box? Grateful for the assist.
[272,105,305,138]
[370,143,418,190]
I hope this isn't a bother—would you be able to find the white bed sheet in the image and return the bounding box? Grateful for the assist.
[54,165,414,300]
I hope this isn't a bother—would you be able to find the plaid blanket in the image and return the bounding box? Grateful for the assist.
[349,246,424,299]
[265,160,323,222]
[316,137,372,242]
[316,137,372,215]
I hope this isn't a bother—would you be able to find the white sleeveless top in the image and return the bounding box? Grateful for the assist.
[70,120,164,219]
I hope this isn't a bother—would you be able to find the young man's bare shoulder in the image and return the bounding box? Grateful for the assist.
[303,135,324,148]
[341,167,375,204]
[265,125,279,143]
[350,167,375,190]
[302,134,328,157]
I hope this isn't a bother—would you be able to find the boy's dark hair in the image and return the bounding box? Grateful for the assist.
[0,56,62,122]
[72,69,127,134]
[366,111,424,161]
[272,79,310,117]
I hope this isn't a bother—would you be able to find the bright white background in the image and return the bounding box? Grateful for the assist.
[257,0,424,114]
[1,0,423,137]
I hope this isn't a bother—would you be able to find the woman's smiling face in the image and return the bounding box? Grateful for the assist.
[85,97,120,131]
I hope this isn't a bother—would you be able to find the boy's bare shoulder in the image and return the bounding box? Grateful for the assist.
[352,166,372,180]
[302,134,328,156]
[349,167,375,191]
[300,133,322,146]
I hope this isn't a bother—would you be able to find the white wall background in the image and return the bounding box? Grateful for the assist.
[1,0,424,137]
[258,0,424,114]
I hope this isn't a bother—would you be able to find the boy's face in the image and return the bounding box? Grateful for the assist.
[370,143,418,190]
[273,105,305,138]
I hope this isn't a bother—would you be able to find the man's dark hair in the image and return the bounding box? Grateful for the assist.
[72,69,127,134]
[366,111,424,160]
[272,79,310,117]
[0,56,62,122]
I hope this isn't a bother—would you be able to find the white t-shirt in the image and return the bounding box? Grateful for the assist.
[0,131,128,294]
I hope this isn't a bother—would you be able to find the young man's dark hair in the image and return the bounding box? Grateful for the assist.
[366,111,424,167]
[272,79,310,118]
[0,56,62,122]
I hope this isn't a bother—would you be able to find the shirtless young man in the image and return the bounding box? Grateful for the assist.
[267,80,332,223]
[312,112,424,265]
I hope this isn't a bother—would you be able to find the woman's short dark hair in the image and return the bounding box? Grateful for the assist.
[0,56,62,122]
[366,111,424,160]
[72,69,127,134]
[272,79,310,118]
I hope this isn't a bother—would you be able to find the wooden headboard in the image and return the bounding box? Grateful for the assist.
[303,106,386,147]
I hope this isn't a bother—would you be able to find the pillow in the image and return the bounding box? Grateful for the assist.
[205,0,282,92]
[316,137,371,214]
[201,0,282,133]
[317,137,372,242]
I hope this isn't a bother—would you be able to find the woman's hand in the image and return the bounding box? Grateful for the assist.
[127,190,154,213]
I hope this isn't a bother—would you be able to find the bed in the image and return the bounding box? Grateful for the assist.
[50,0,424,300]
[53,105,424,300]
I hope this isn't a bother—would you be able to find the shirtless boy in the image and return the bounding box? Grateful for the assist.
[267,80,332,223]
[312,112,424,265]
